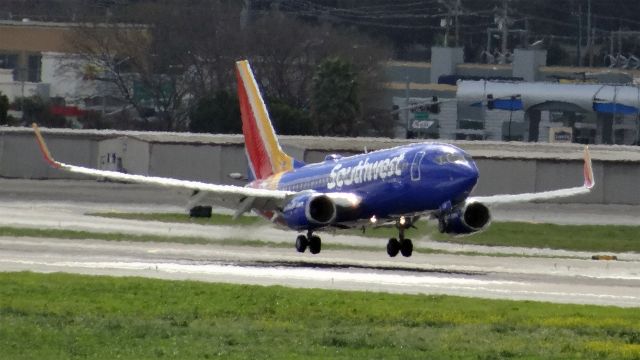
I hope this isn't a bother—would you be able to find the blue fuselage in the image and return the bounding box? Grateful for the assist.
[252,143,479,225]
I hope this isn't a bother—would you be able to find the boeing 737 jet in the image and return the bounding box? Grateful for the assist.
[33,60,595,258]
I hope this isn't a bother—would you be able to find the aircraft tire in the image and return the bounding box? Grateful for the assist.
[295,235,308,253]
[309,235,322,254]
[400,239,413,257]
[387,238,400,257]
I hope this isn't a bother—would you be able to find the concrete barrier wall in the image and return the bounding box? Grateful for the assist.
[1,127,638,205]
[602,163,640,204]
[148,143,247,185]
[0,132,98,180]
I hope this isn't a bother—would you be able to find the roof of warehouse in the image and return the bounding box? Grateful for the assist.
[3,126,640,162]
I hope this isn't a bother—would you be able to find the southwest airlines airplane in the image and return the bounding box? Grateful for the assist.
[33,60,595,258]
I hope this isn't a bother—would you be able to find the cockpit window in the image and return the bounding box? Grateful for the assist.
[435,153,472,165]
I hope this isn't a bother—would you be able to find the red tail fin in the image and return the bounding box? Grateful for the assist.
[236,60,294,180]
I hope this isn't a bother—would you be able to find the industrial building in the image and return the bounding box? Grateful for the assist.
[385,47,640,145]
[2,20,640,145]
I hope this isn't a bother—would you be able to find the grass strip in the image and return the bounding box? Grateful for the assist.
[0,272,638,359]
[0,225,580,259]
[444,222,640,253]
[0,226,380,252]
[0,226,221,245]
[90,212,640,253]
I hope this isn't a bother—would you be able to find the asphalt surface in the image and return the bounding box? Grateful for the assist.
[0,178,638,307]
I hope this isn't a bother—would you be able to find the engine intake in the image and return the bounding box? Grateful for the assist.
[441,201,491,235]
[282,193,336,230]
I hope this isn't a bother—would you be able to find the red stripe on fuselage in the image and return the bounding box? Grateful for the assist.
[236,68,272,179]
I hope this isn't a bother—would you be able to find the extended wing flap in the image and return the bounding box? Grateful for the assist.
[32,123,293,202]
[469,146,595,205]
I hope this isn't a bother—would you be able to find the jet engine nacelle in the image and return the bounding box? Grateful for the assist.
[441,201,491,235]
[282,192,336,230]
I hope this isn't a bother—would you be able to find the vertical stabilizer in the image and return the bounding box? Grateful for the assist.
[236,60,294,180]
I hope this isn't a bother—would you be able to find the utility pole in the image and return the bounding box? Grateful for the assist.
[501,0,509,55]
[240,0,251,29]
[454,0,461,47]
[587,0,592,66]
[405,77,410,138]
[576,3,582,67]
[443,16,450,47]
[439,0,460,47]
[440,0,451,47]
[524,17,530,48]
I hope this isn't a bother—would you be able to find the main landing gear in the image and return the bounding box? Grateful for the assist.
[295,230,322,254]
[386,218,413,257]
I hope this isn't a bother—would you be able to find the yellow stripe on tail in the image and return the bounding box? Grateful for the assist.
[236,60,294,178]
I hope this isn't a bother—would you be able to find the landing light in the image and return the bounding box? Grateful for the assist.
[399,216,406,226]
[370,215,377,224]
[344,193,361,207]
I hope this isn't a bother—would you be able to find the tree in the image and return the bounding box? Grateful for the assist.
[0,92,8,126]
[66,1,246,131]
[311,57,360,136]
[245,11,391,136]
[189,91,241,134]
[63,1,391,135]
[12,96,67,128]
[268,98,312,135]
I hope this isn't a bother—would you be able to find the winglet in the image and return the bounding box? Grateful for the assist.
[583,146,594,189]
[32,123,61,169]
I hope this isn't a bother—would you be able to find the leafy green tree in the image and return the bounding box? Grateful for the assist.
[268,99,312,136]
[189,91,241,134]
[0,92,8,126]
[189,91,312,136]
[311,57,360,137]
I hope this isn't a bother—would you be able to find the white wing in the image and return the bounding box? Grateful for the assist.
[468,146,595,205]
[33,124,293,213]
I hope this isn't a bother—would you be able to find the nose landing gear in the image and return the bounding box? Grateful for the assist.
[386,217,413,257]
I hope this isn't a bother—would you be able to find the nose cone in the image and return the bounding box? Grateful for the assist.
[448,154,479,203]
[460,160,479,191]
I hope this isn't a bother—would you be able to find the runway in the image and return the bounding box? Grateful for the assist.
[0,178,638,307]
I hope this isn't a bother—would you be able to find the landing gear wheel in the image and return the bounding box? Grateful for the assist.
[438,218,447,234]
[400,239,413,257]
[308,235,322,254]
[387,238,400,257]
[295,235,308,253]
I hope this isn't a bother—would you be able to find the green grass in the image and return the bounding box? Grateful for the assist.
[90,212,640,253]
[442,222,640,253]
[0,226,236,245]
[0,272,638,359]
[0,226,381,252]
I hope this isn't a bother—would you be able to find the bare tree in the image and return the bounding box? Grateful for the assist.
[245,11,392,135]
[65,1,245,131]
[63,1,391,134]
[65,20,188,130]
